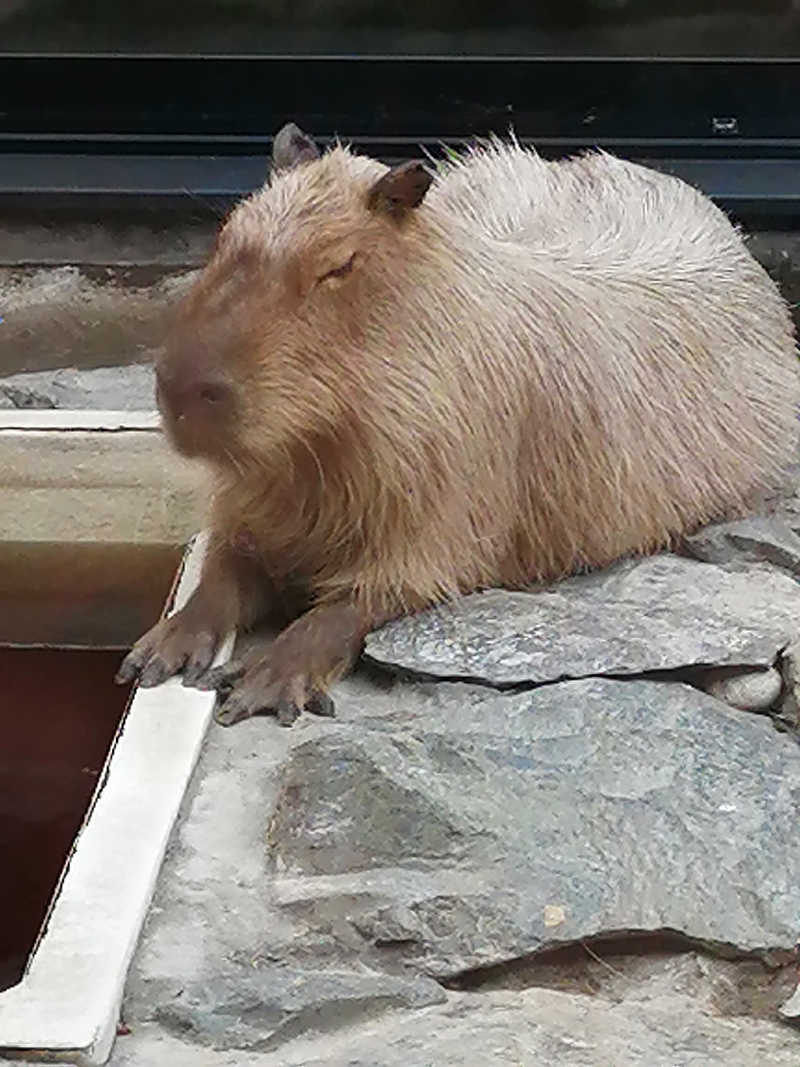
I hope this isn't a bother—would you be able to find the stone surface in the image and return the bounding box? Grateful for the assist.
[105,983,800,1066]
[703,666,784,712]
[779,984,800,1022]
[0,209,214,269]
[0,265,194,376]
[779,639,800,730]
[0,363,156,410]
[365,554,800,686]
[748,232,800,322]
[105,667,800,1064]
[147,969,443,1053]
[118,678,444,1058]
[268,676,800,974]
[685,516,800,576]
[769,472,800,539]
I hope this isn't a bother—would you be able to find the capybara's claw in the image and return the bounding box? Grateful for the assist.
[114,648,145,686]
[275,699,303,727]
[211,646,336,728]
[181,632,220,687]
[197,658,247,692]
[115,614,223,690]
[214,691,257,727]
[138,656,174,688]
[306,691,336,719]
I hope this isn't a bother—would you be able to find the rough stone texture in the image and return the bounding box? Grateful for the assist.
[94,665,800,1064]
[0,364,155,410]
[772,473,800,546]
[685,516,800,576]
[702,666,784,712]
[0,266,195,376]
[0,209,214,269]
[105,983,800,1066]
[268,677,800,972]
[779,639,800,730]
[365,554,800,686]
[779,983,800,1022]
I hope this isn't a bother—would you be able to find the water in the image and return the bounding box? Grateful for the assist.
[0,649,135,991]
[0,541,181,992]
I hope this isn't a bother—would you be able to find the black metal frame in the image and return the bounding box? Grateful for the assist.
[2,55,800,218]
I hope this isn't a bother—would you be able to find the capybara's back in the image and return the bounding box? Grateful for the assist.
[419,141,800,588]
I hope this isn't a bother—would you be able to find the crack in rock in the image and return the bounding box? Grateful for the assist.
[364,553,800,688]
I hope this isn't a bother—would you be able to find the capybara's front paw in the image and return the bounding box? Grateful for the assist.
[201,600,368,726]
[203,649,335,727]
[115,611,224,689]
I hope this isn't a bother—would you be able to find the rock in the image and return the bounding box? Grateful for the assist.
[116,669,800,1062]
[0,363,156,410]
[702,666,783,712]
[107,984,800,1066]
[0,265,195,377]
[268,677,800,977]
[365,555,800,686]
[779,639,800,730]
[779,983,800,1023]
[685,516,800,576]
[0,383,54,409]
[771,488,800,540]
[149,969,444,1052]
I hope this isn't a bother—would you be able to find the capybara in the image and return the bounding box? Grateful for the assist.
[116,122,800,725]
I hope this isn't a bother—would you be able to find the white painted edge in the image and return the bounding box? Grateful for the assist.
[0,410,160,432]
[0,530,234,1065]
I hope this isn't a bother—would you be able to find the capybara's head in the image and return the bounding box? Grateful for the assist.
[155,122,433,465]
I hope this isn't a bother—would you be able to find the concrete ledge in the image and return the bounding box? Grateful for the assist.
[0,533,235,1065]
[0,410,204,545]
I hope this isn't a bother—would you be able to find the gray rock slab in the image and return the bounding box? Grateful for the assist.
[105,984,800,1067]
[365,554,800,685]
[120,682,446,1055]
[146,968,443,1053]
[112,667,800,1062]
[268,677,800,978]
[0,363,155,410]
[685,516,800,576]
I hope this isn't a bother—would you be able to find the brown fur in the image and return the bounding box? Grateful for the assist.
[118,126,800,723]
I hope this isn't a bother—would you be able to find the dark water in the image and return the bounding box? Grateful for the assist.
[0,649,133,992]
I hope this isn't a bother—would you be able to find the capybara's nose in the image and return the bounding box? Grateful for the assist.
[155,360,233,422]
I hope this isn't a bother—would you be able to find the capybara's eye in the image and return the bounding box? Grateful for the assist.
[319,253,357,284]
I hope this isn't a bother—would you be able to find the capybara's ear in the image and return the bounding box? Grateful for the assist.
[367,161,433,220]
[272,122,320,172]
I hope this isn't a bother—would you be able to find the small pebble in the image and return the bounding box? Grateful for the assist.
[779,983,800,1022]
[703,666,782,712]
